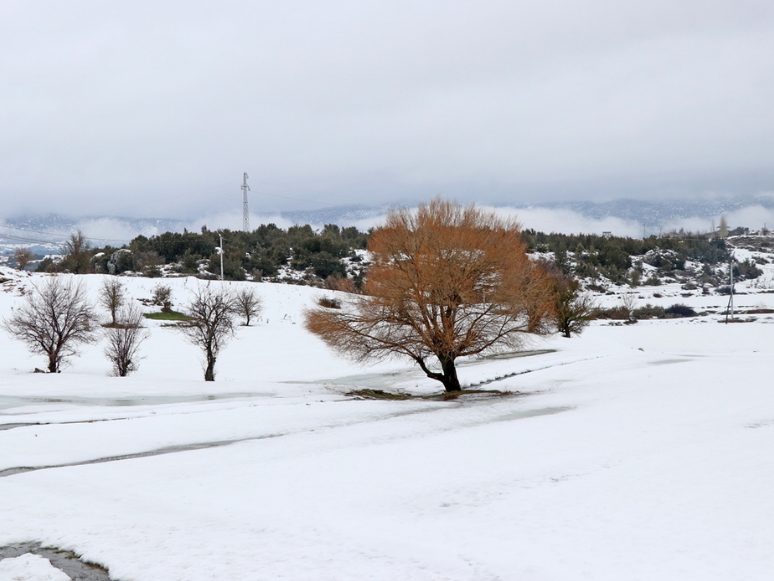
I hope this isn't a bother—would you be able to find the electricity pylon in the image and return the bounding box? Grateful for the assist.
[242,172,250,233]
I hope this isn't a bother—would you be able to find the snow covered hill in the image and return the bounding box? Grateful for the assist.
[0,270,773,580]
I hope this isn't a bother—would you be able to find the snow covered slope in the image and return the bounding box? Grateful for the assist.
[0,271,773,580]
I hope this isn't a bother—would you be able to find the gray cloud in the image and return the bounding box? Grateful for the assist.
[1,0,773,218]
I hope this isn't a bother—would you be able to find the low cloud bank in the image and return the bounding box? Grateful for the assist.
[484,206,644,237]
[184,212,297,233]
[75,218,165,244]
[72,204,774,247]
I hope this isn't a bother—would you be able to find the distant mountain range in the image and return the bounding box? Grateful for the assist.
[2,195,772,254]
[281,204,389,226]
[542,196,774,228]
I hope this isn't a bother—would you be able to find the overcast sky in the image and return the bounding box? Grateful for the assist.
[2,0,773,220]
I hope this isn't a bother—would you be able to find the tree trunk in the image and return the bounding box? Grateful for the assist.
[204,351,216,381]
[47,353,57,373]
[440,356,461,392]
[415,355,461,392]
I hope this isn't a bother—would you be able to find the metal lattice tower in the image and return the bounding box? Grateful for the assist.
[242,172,250,232]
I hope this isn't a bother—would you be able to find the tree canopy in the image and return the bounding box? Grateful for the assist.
[305,198,555,392]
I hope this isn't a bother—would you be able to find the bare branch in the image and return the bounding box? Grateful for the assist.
[104,303,149,376]
[2,276,98,372]
[304,198,556,392]
[234,287,263,326]
[100,278,127,326]
[178,284,238,381]
[62,230,92,274]
[14,247,34,271]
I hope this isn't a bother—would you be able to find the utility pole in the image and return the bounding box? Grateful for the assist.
[242,172,250,233]
[219,233,225,282]
[725,258,735,323]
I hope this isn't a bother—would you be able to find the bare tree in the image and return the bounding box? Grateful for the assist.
[104,303,149,376]
[14,247,34,271]
[619,293,638,322]
[234,287,263,326]
[304,198,556,393]
[179,284,237,381]
[100,278,127,326]
[551,274,597,338]
[2,277,98,372]
[151,283,173,312]
[62,230,92,274]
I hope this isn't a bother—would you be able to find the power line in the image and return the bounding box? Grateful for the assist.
[0,232,66,246]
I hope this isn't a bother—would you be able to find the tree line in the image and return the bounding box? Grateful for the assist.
[34,223,370,286]
[20,221,758,293]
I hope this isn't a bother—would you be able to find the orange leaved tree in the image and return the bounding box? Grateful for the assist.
[304,198,555,392]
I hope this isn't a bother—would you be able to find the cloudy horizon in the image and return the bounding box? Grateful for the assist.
[5,199,774,248]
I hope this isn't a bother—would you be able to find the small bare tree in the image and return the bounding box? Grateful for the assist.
[14,247,34,271]
[100,278,127,326]
[234,287,263,326]
[179,284,237,381]
[551,274,597,338]
[619,293,638,322]
[104,303,149,376]
[62,230,92,274]
[152,283,173,312]
[2,277,98,372]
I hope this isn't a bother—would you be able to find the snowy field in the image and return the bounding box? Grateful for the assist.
[1,269,774,580]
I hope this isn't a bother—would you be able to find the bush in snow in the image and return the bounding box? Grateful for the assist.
[664,304,697,318]
[152,284,173,312]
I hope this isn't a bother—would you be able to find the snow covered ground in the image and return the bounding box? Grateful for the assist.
[0,553,70,581]
[1,270,774,580]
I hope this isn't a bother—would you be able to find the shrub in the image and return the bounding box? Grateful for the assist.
[323,274,358,293]
[664,304,697,318]
[317,296,342,309]
[592,306,630,320]
[152,284,173,312]
[632,304,666,319]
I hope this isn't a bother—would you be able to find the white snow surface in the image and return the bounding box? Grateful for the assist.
[0,554,70,581]
[0,270,773,579]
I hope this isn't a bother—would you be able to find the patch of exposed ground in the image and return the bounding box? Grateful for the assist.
[0,542,112,580]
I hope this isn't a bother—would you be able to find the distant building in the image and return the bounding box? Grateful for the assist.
[602,231,612,238]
